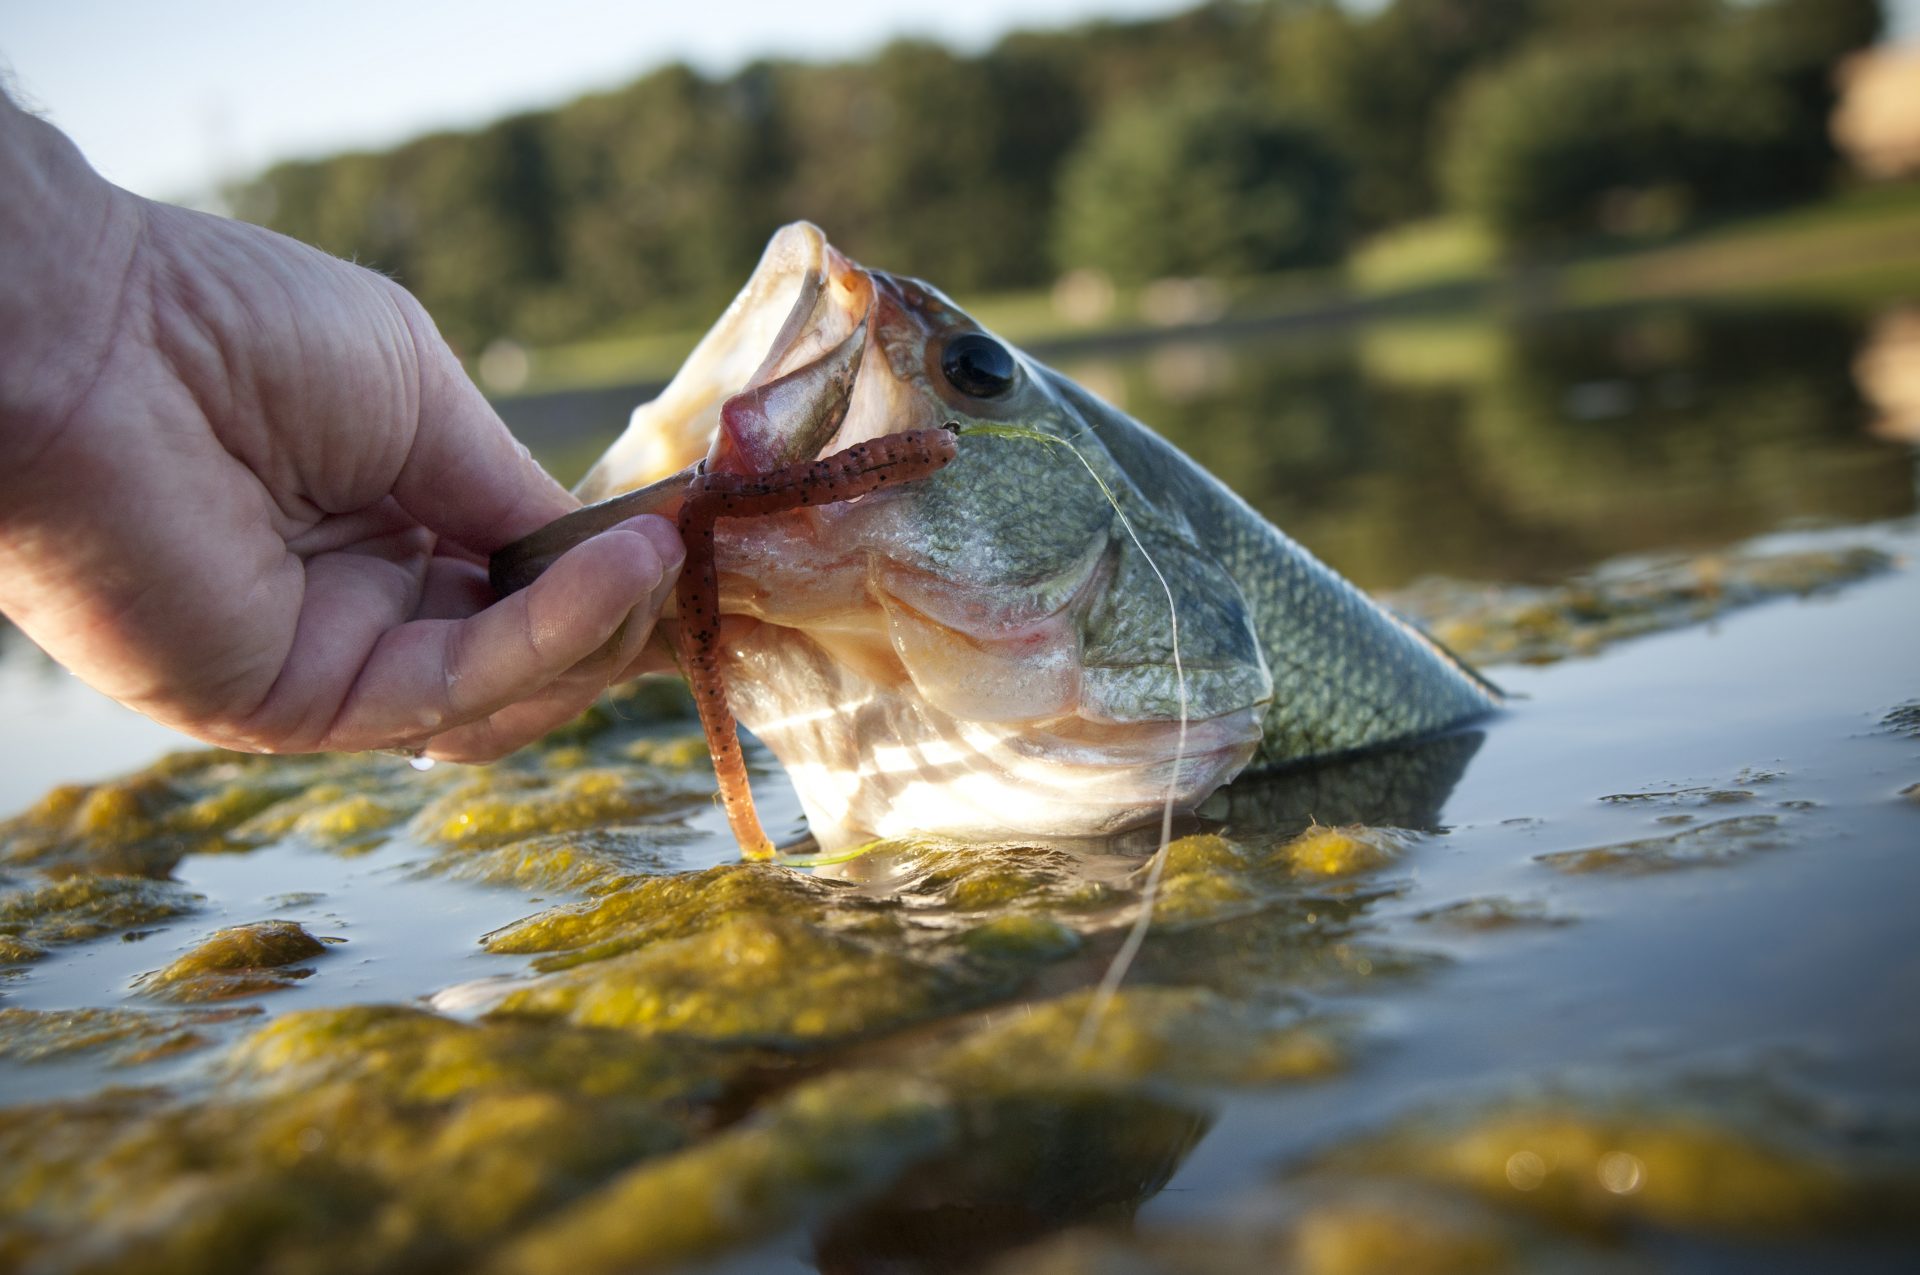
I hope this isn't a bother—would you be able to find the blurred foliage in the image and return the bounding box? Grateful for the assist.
[226,0,1884,351]
[1054,89,1347,281]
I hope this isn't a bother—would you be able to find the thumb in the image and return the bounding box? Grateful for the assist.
[386,288,575,554]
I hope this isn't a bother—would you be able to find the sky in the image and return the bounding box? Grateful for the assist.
[4,0,1917,205]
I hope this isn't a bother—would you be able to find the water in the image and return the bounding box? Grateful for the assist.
[2,299,1917,1272]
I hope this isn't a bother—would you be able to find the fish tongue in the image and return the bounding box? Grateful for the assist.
[713,312,868,476]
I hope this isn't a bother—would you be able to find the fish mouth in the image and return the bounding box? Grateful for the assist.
[573,222,875,501]
[493,224,877,595]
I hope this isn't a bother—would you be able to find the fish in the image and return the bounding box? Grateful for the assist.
[493,223,1498,853]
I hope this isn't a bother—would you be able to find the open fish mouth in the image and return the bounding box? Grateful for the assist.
[574,223,880,499]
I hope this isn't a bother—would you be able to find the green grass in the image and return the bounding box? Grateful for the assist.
[1562,181,1920,308]
[1349,218,1499,294]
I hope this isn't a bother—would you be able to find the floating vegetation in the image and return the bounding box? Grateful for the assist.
[1882,700,1920,740]
[1390,545,1893,666]
[1413,896,1573,931]
[1303,1096,1909,1237]
[0,875,202,962]
[983,1087,1920,1274]
[1536,815,1790,874]
[135,920,337,1002]
[0,1005,259,1067]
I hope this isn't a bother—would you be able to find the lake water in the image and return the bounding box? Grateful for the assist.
[2,299,1917,1272]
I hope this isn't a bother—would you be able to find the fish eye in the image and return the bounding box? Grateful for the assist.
[940,333,1017,399]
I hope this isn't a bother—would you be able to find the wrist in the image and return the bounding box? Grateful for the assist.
[0,96,148,489]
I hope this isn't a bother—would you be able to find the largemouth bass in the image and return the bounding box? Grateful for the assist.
[495,224,1497,851]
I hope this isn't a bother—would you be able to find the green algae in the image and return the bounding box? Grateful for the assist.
[620,734,710,768]
[0,1080,688,1275]
[960,912,1083,963]
[1307,1097,1919,1239]
[978,1086,1920,1275]
[418,825,691,893]
[489,1071,956,1274]
[412,768,687,850]
[0,752,332,877]
[1273,824,1410,878]
[0,1006,260,1066]
[136,920,335,1002]
[481,862,854,963]
[3,558,1903,1275]
[495,912,957,1044]
[1414,896,1573,931]
[937,986,1345,1090]
[0,1005,711,1274]
[1390,544,1893,667]
[229,1004,740,1109]
[0,875,201,961]
[1881,700,1920,740]
[1537,814,1790,874]
[863,840,1122,914]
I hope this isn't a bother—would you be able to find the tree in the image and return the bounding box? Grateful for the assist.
[1441,39,1832,245]
[1270,0,1539,229]
[1054,89,1347,282]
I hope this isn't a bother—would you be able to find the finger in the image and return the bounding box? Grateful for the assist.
[422,664,623,762]
[424,533,680,761]
[384,287,576,552]
[415,554,494,622]
[319,515,681,752]
[609,614,760,684]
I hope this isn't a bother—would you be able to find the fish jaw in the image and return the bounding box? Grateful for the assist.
[722,623,1261,847]
[574,222,872,499]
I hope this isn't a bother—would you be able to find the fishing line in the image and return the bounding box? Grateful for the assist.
[955,423,1190,1060]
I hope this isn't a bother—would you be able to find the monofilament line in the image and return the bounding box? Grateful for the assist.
[1069,461,1187,1061]
[953,423,1190,1061]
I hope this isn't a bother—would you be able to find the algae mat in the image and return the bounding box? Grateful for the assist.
[2,525,1919,1273]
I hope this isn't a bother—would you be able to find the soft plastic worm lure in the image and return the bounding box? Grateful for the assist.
[677,425,960,857]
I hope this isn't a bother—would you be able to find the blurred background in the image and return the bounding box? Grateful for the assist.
[3,0,1919,799]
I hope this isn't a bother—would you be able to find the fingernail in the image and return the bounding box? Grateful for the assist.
[613,514,684,578]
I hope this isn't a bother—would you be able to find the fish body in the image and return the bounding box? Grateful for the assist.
[545,224,1496,849]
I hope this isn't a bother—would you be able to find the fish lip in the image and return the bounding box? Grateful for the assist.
[573,222,871,502]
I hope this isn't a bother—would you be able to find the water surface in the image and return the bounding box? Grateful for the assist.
[1,299,1916,1272]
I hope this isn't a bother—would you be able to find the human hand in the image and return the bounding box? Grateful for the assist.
[0,99,680,762]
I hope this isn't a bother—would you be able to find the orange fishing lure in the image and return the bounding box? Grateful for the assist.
[675,426,959,856]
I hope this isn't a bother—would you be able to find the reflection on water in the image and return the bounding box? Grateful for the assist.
[1059,304,1912,590]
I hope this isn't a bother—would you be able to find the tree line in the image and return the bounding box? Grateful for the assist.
[230,0,1883,353]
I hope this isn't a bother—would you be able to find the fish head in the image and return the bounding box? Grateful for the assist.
[576,223,1272,848]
